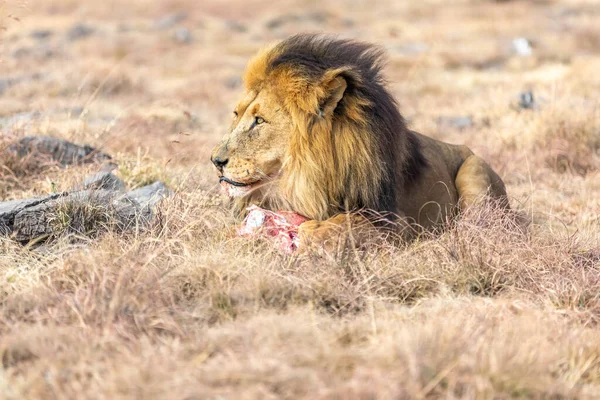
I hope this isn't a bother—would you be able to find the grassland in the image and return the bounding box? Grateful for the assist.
[1,0,599,398]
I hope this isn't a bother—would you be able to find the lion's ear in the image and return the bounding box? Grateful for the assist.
[318,68,356,117]
[320,75,347,117]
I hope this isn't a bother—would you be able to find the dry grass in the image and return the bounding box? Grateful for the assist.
[1,0,600,398]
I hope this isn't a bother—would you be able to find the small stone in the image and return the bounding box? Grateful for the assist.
[437,116,474,131]
[67,24,95,41]
[126,181,172,208]
[82,172,126,192]
[0,111,41,128]
[303,11,329,24]
[518,90,537,110]
[154,12,186,30]
[0,78,17,95]
[265,11,330,30]
[391,43,428,56]
[38,44,57,59]
[11,47,31,59]
[226,20,247,33]
[69,107,84,117]
[31,29,53,40]
[174,27,193,44]
[512,37,533,56]
[224,76,242,89]
[265,14,299,30]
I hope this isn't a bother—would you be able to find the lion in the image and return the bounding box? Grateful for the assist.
[211,34,508,250]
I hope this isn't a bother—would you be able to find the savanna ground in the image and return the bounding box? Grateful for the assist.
[1,0,600,398]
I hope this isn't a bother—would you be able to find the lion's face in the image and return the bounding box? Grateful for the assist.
[211,88,293,198]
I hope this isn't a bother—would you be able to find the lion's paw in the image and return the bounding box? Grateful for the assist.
[297,214,371,255]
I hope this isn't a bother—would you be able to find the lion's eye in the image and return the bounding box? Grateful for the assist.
[255,116,265,125]
[233,111,239,118]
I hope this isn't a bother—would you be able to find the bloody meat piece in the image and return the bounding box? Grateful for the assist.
[238,205,309,253]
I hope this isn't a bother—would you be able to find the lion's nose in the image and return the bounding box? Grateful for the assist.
[211,155,229,170]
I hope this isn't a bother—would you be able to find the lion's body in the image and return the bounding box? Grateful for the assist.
[399,132,507,230]
[211,34,508,241]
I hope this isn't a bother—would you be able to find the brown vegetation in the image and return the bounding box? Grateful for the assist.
[1,0,599,398]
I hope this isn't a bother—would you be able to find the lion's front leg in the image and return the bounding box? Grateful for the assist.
[297,213,373,254]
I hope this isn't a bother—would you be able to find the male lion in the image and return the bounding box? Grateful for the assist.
[211,34,508,249]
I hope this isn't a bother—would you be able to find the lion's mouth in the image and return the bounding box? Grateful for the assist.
[219,176,262,198]
[219,176,254,187]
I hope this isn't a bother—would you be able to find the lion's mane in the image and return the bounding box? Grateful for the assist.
[238,34,426,220]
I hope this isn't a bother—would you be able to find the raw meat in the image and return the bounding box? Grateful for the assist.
[238,205,309,253]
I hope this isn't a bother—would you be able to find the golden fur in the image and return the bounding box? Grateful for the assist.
[211,34,508,238]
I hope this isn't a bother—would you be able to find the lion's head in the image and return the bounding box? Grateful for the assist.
[210,86,293,199]
[211,34,423,220]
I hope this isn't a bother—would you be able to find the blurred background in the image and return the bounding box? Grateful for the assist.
[1,0,599,225]
[1,3,600,397]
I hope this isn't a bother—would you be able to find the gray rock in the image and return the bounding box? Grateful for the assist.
[11,47,31,59]
[174,27,193,44]
[226,20,247,33]
[437,116,474,130]
[11,45,58,60]
[265,11,330,30]
[391,43,429,56]
[154,12,186,30]
[1,181,171,241]
[31,29,53,40]
[342,19,355,28]
[265,15,293,30]
[0,111,42,128]
[67,24,95,41]
[0,73,44,95]
[224,76,242,89]
[126,181,172,209]
[518,90,537,110]
[82,172,127,192]
[0,77,18,95]
[303,11,329,24]
[37,44,57,59]
[5,136,112,166]
[0,193,65,236]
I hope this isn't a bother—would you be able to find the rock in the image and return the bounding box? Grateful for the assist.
[226,20,247,33]
[5,136,112,166]
[0,193,65,236]
[0,73,44,96]
[154,12,186,30]
[265,11,331,30]
[224,76,242,89]
[0,77,18,95]
[81,172,127,191]
[265,15,293,30]
[126,181,172,209]
[0,112,41,128]
[12,191,118,241]
[518,90,537,110]
[174,27,193,44]
[67,24,95,41]
[512,37,533,56]
[390,43,429,56]
[37,44,57,59]
[11,45,57,60]
[31,29,53,40]
[1,181,171,241]
[437,116,474,130]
